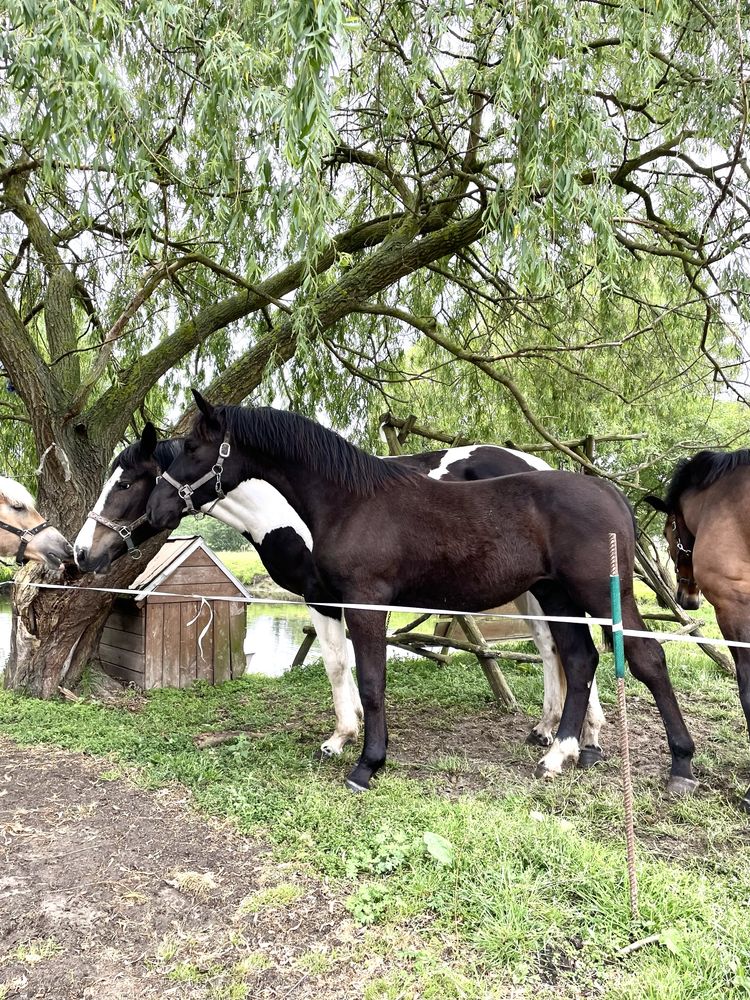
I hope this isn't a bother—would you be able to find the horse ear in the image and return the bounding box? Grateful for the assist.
[140,422,157,457]
[643,494,669,513]
[191,388,215,420]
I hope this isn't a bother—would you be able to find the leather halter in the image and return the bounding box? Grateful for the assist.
[86,510,149,561]
[0,517,49,565]
[670,515,695,586]
[157,437,231,515]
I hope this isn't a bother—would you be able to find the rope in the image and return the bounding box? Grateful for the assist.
[609,533,638,922]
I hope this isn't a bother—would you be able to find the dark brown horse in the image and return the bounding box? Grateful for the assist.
[646,449,750,810]
[144,392,697,796]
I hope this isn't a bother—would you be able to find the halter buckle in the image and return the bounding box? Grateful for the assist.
[117,525,132,539]
[178,484,194,501]
[219,442,231,458]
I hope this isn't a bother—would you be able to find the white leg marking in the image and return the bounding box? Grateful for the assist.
[515,592,563,745]
[310,609,362,755]
[537,736,580,778]
[581,675,605,749]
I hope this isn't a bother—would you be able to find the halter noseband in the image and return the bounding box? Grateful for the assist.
[670,515,695,587]
[0,518,49,565]
[86,510,148,561]
[157,437,231,515]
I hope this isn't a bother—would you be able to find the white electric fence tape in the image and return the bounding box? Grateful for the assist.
[1,578,749,651]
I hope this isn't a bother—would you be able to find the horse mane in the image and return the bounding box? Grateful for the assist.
[113,438,183,474]
[665,448,750,508]
[198,405,420,496]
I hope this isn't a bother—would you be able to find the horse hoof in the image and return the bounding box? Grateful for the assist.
[578,746,603,769]
[320,744,340,758]
[738,795,750,814]
[666,775,699,798]
[345,778,369,793]
[526,730,553,747]
[534,762,558,780]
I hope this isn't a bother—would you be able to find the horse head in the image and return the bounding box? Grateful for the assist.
[146,389,246,530]
[644,494,701,611]
[0,476,72,569]
[74,423,172,574]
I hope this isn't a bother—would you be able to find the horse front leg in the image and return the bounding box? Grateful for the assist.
[309,608,363,757]
[343,607,389,792]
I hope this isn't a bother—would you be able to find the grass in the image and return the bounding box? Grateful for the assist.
[1,601,749,997]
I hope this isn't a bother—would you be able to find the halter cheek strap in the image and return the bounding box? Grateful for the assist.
[0,518,49,565]
[86,510,148,561]
[157,438,231,515]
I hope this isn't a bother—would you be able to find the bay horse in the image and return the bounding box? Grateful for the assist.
[73,425,605,759]
[144,391,696,794]
[646,449,750,810]
[0,475,72,568]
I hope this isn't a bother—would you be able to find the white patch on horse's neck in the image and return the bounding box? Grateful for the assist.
[0,476,36,510]
[425,444,552,479]
[74,467,123,558]
[208,479,313,550]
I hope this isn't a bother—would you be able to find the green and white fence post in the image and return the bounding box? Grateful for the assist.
[609,532,638,921]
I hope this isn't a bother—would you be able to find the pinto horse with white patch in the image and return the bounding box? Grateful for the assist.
[646,448,750,811]
[144,391,696,794]
[0,476,72,569]
[73,425,605,759]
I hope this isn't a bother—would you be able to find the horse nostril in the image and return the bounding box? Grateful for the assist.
[76,547,88,565]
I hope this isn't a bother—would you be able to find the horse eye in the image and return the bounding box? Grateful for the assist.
[11,501,25,511]
[117,482,132,491]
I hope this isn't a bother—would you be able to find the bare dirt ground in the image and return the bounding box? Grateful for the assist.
[0,692,743,999]
[0,739,379,1000]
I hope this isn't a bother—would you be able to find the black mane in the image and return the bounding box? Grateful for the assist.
[665,448,750,509]
[113,438,183,473]
[198,405,420,496]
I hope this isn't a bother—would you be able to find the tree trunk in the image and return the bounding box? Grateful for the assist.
[3,418,167,697]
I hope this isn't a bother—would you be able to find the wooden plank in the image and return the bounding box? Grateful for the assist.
[229,603,246,679]
[106,602,145,635]
[194,602,214,682]
[100,626,144,654]
[144,604,164,689]
[147,584,246,603]
[100,662,144,688]
[183,549,214,566]
[163,566,241,588]
[162,603,182,688]
[180,602,198,688]
[98,643,144,672]
[213,602,231,684]
[456,615,517,710]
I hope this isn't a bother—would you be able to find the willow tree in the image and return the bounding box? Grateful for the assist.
[1,0,747,695]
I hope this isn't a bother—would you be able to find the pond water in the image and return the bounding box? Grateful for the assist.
[0,597,344,682]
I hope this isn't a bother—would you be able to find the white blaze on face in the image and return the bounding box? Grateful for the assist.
[74,466,123,563]
[208,479,313,550]
[0,476,36,511]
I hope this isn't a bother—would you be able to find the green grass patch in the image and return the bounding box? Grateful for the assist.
[1,642,749,997]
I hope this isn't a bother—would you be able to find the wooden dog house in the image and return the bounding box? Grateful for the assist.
[98,536,250,689]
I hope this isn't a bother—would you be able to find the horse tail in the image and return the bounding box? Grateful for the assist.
[600,625,613,652]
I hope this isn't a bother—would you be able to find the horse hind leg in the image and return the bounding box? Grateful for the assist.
[621,598,697,795]
[309,609,363,756]
[517,592,605,765]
